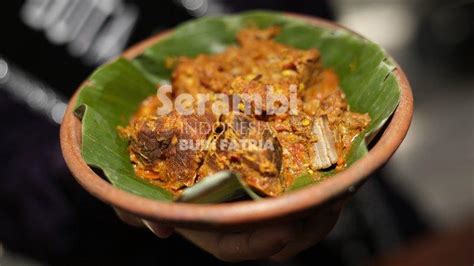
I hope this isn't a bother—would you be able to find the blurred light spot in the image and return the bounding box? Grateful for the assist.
[51,102,67,123]
[0,59,8,81]
[1,58,67,124]
[86,3,139,64]
[182,0,203,10]
[181,0,208,17]
[27,88,48,110]
[338,4,416,51]
[20,0,51,30]
[21,0,137,65]
[41,0,70,29]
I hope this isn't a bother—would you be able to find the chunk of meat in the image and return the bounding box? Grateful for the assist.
[198,112,284,196]
[119,97,217,191]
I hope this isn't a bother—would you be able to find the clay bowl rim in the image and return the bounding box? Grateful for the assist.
[60,13,413,229]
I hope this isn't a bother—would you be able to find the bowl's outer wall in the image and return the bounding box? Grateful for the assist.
[60,14,413,230]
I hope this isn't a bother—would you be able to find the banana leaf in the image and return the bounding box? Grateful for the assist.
[176,171,261,203]
[74,11,400,202]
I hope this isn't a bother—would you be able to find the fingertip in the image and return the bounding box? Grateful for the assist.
[271,209,340,261]
[113,208,144,227]
[143,220,174,238]
[248,223,300,257]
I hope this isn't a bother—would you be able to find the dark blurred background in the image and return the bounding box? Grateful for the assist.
[0,0,472,265]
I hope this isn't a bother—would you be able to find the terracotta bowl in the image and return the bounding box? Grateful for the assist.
[60,14,413,231]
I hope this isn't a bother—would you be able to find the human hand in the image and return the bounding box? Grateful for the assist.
[115,200,342,262]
